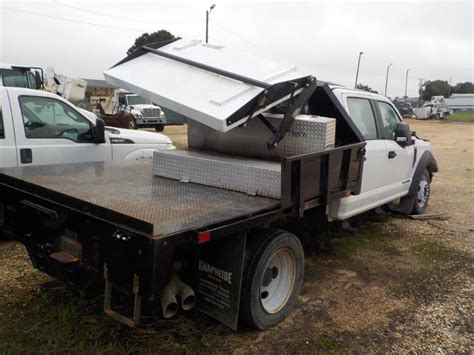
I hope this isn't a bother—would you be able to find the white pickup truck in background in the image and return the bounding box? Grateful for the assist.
[0,87,175,168]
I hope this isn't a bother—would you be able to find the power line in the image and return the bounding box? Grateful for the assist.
[56,1,203,25]
[1,5,204,38]
[209,19,260,49]
[1,5,148,32]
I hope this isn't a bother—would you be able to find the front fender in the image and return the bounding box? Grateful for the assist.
[399,150,438,214]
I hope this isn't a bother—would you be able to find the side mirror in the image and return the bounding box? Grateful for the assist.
[93,118,106,144]
[394,123,412,147]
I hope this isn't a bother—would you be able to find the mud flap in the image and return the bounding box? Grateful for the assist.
[196,233,246,330]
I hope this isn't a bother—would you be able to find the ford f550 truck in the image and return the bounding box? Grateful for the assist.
[0,39,437,331]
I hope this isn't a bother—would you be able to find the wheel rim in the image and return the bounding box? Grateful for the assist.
[417,175,430,209]
[260,248,296,314]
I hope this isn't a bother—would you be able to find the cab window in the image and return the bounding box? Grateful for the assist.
[0,100,4,138]
[377,101,400,140]
[19,96,93,142]
[1,69,29,88]
[347,97,378,140]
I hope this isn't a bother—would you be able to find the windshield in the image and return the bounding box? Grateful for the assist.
[1,69,30,88]
[127,95,150,106]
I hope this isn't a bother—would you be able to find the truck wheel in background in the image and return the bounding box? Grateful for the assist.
[412,169,431,214]
[129,118,137,130]
[240,229,304,330]
[155,124,165,132]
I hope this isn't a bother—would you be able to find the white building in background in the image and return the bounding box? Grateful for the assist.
[445,93,474,111]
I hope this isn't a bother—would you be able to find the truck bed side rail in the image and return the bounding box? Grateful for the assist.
[281,142,366,217]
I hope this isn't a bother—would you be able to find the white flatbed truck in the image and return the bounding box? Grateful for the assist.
[0,39,437,330]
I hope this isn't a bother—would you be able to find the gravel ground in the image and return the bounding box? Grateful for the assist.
[0,119,472,353]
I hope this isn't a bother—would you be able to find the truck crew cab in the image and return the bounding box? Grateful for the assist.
[330,86,436,216]
[0,39,437,331]
[0,87,175,168]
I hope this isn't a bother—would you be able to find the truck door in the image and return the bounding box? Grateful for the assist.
[9,91,112,166]
[0,90,18,167]
[330,95,391,219]
[374,100,414,197]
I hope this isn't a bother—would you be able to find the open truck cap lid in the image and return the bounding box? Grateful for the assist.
[104,38,316,145]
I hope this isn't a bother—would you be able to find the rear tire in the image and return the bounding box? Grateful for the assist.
[240,229,304,330]
[155,124,165,132]
[412,169,431,214]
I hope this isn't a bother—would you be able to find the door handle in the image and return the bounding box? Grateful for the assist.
[388,151,397,159]
[20,148,33,164]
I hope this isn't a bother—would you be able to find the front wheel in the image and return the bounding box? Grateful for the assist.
[155,124,165,132]
[128,118,137,130]
[412,169,431,214]
[240,229,304,330]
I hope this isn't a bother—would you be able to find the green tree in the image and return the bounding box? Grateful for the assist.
[420,80,450,100]
[356,83,378,94]
[452,81,474,94]
[127,30,175,55]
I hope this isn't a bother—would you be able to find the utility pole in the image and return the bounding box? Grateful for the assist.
[384,63,392,96]
[205,4,216,43]
[354,51,363,89]
[404,68,410,102]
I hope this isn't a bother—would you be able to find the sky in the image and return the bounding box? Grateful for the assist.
[0,0,472,98]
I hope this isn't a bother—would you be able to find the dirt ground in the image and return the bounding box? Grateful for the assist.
[0,120,472,353]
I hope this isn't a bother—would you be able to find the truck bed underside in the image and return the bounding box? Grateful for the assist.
[0,160,280,238]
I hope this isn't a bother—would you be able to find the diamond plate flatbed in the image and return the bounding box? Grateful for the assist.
[0,160,280,238]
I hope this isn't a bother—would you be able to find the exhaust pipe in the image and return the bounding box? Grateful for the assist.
[160,275,196,318]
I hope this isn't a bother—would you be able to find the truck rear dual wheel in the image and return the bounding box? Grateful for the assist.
[240,230,304,330]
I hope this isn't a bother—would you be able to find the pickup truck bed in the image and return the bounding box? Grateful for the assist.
[0,160,280,238]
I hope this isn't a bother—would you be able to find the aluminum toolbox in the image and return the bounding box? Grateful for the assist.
[153,150,281,199]
[188,114,336,160]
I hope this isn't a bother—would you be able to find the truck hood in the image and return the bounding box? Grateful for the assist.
[105,126,173,145]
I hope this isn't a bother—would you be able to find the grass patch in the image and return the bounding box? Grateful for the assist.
[392,240,473,300]
[447,111,474,123]
[0,282,225,353]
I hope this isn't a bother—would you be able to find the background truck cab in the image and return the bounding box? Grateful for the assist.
[116,90,167,131]
[0,63,43,90]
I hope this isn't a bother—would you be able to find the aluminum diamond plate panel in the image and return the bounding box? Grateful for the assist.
[0,160,279,238]
[188,114,336,160]
[153,150,281,199]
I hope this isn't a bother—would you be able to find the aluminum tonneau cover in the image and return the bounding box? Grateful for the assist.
[0,160,280,238]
